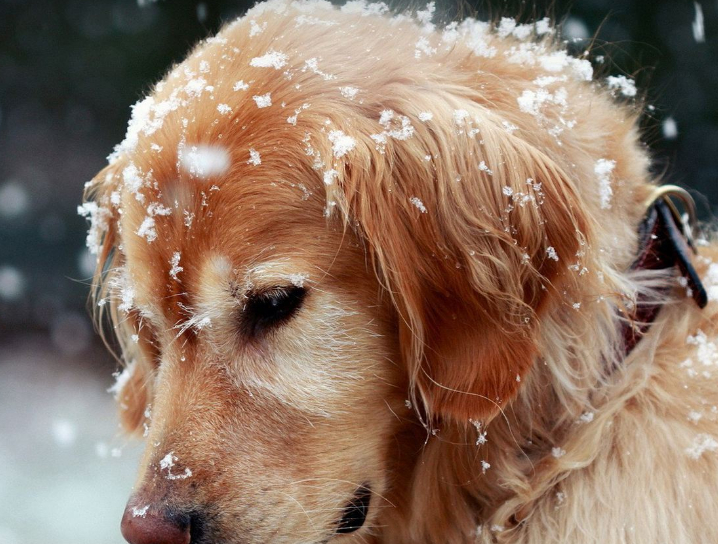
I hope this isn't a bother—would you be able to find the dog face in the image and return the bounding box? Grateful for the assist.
[83,2,600,542]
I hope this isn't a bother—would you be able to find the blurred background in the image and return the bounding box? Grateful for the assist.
[0,0,716,543]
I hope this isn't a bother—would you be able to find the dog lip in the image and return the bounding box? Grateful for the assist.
[335,484,371,535]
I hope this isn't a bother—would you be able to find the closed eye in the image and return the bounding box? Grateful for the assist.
[241,285,307,336]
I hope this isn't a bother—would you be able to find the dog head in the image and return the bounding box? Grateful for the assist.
[83,3,601,542]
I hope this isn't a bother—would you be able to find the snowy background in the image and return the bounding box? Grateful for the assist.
[0,0,716,543]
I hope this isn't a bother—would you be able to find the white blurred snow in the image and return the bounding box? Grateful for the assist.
[0,335,142,544]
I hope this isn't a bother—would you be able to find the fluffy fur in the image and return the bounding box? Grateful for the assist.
[83,2,718,543]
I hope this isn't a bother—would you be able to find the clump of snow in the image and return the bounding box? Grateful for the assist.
[249,19,267,37]
[502,186,514,197]
[606,75,637,97]
[250,50,289,69]
[288,273,308,287]
[217,103,232,115]
[594,158,616,209]
[323,169,339,185]
[578,411,594,423]
[410,196,427,213]
[693,2,705,43]
[233,80,249,91]
[159,451,193,480]
[77,202,111,255]
[108,363,135,398]
[328,130,356,158]
[253,93,272,108]
[478,161,493,175]
[551,447,566,458]
[303,57,336,80]
[418,111,433,122]
[248,148,262,166]
[686,433,718,459]
[546,246,559,261]
[169,252,183,281]
[339,86,359,100]
[179,144,231,178]
[662,117,678,140]
[481,460,491,474]
[136,216,157,242]
[131,505,150,518]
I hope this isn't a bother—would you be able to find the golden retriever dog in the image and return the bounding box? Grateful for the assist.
[80,1,718,543]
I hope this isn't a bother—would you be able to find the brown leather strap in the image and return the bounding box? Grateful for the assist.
[623,192,707,355]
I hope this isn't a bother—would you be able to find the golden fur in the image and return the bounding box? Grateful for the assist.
[83,2,718,542]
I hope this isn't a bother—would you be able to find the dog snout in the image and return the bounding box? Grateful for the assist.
[120,501,192,544]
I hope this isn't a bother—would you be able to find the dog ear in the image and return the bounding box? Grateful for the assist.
[83,164,154,435]
[326,104,590,424]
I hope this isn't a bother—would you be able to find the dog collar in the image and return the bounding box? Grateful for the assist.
[622,185,708,355]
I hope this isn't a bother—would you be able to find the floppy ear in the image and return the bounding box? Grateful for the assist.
[325,103,590,424]
[82,164,155,435]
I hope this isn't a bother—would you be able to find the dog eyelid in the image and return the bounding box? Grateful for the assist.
[240,285,307,336]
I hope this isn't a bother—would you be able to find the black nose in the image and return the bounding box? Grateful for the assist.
[336,485,371,534]
[121,503,191,544]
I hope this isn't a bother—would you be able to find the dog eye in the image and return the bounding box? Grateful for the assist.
[242,286,307,336]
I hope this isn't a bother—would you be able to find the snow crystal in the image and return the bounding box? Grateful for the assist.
[247,148,261,166]
[250,50,289,70]
[662,117,678,140]
[693,2,705,43]
[686,433,718,459]
[595,158,616,209]
[169,252,183,281]
[546,246,559,261]
[233,80,249,91]
[179,144,231,179]
[410,196,427,213]
[418,111,433,122]
[136,216,157,242]
[217,103,232,115]
[606,75,637,97]
[339,86,359,100]
[253,93,272,108]
[502,186,514,197]
[478,161,493,175]
[481,460,491,474]
[327,130,356,158]
[552,447,566,458]
[199,60,210,74]
[578,411,594,423]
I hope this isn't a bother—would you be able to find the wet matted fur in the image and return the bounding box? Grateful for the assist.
[82,2,718,543]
